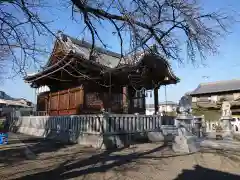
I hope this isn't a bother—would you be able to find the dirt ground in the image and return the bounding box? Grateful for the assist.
[0,133,240,180]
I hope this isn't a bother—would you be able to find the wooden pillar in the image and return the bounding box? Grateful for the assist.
[108,72,112,113]
[154,87,159,115]
[123,86,128,113]
[143,90,146,112]
[48,93,51,115]
[128,87,133,114]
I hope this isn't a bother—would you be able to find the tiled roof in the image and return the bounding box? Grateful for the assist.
[25,32,180,86]
[60,33,122,68]
[191,79,240,95]
[0,99,31,107]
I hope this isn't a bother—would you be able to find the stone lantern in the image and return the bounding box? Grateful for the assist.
[172,95,200,153]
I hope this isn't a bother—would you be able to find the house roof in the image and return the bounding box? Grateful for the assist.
[191,79,240,96]
[0,99,31,107]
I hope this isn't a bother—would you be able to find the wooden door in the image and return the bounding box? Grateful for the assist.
[48,86,84,116]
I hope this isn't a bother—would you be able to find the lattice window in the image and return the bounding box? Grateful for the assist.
[112,94,122,105]
[133,91,144,108]
[85,93,102,108]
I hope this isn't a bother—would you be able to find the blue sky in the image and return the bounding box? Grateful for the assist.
[1,0,240,104]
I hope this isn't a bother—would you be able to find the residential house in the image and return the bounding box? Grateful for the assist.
[159,101,178,113]
[145,104,155,115]
[190,79,240,121]
[145,101,178,115]
[0,91,34,116]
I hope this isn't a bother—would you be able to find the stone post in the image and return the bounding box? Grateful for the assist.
[194,117,203,138]
[219,101,233,140]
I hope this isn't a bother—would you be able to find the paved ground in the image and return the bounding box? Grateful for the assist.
[0,133,240,180]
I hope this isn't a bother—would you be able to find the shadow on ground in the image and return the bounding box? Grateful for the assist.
[174,165,240,180]
[10,143,240,180]
[10,143,168,179]
[0,134,70,165]
[2,138,240,180]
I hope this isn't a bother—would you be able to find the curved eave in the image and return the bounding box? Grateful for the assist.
[134,53,180,85]
[154,54,179,84]
[161,77,180,85]
[24,52,74,83]
[105,53,180,86]
[24,51,111,86]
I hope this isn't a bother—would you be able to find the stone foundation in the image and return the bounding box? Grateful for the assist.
[172,135,200,153]
[13,125,172,149]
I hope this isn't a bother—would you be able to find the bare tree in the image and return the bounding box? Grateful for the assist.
[71,0,232,64]
[0,0,53,78]
[0,0,234,79]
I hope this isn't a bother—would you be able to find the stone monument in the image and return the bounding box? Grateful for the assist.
[219,101,233,140]
[172,95,200,153]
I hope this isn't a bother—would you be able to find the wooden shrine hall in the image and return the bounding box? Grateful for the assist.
[24,32,180,116]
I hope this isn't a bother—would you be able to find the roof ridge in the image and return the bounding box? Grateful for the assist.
[200,79,240,86]
[60,32,122,59]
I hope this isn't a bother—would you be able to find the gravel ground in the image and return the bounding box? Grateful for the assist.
[0,133,240,180]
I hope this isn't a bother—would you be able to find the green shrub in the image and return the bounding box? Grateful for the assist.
[0,122,4,130]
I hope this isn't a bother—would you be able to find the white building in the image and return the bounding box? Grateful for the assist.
[145,101,178,115]
[145,104,155,115]
[159,101,178,113]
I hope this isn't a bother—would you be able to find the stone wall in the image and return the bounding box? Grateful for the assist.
[204,120,240,138]
[9,113,177,149]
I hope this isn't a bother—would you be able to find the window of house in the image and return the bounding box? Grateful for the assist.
[199,96,210,101]
[211,95,218,102]
[233,93,240,100]
[192,97,197,102]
